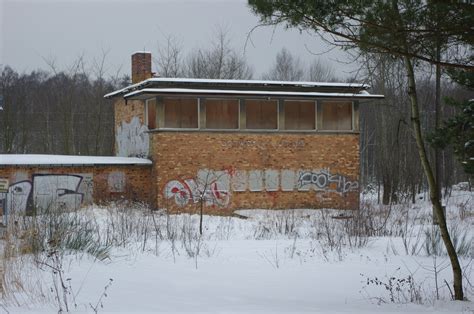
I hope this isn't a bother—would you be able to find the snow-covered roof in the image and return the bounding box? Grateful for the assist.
[123,88,384,100]
[104,77,374,99]
[139,77,367,88]
[0,154,152,166]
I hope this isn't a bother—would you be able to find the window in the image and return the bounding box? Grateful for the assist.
[284,100,315,130]
[164,97,199,128]
[205,98,239,129]
[146,98,157,129]
[246,99,278,129]
[320,101,352,131]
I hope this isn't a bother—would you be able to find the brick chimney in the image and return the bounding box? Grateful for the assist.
[131,52,152,84]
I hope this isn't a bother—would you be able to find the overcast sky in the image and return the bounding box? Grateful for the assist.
[1,0,359,80]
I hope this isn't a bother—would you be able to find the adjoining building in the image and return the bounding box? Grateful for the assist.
[104,52,383,214]
[0,155,152,215]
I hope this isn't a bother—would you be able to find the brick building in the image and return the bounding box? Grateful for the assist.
[104,52,383,214]
[0,155,152,215]
[0,52,382,215]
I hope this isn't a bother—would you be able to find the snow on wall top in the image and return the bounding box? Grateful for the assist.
[104,77,372,99]
[0,154,152,166]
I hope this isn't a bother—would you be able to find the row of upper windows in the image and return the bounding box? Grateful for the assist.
[145,97,355,131]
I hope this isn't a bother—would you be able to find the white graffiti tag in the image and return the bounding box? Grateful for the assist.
[116,116,149,157]
[298,170,359,195]
[3,173,94,214]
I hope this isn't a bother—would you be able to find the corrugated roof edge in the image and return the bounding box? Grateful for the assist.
[104,78,371,99]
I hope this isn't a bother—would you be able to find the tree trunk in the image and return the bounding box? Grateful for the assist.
[434,41,443,224]
[404,56,463,300]
[199,200,203,235]
[382,176,391,205]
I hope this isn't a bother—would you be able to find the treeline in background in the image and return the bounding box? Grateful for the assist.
[0,30,472,202]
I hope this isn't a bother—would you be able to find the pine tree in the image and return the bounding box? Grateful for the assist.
[249,0,474,300]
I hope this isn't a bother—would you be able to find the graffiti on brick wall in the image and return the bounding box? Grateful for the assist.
[297,170,359,195]
[163,168,358,207]
[116,116,149,157]
[0,173,93,214]
[163,170,230,207]
[2,181,31,214]
[108,171,125,192]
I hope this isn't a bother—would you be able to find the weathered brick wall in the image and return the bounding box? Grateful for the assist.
[151,132,360,215]
[0,165,153,214]
[114,99,149,157]
[114,99,146,130]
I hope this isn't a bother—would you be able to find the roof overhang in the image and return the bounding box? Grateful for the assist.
[123,88,384,101]
[104,78,380,100]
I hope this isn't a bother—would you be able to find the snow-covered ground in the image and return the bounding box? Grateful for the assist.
[1,186,473,313]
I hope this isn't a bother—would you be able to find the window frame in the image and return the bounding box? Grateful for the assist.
[145,97,157,130]
[318,100,354,132]
[162,96,200,130]
[151,95,358,133]
[203,97,240,130]
[244,98,279,131]
[283,99,317,131]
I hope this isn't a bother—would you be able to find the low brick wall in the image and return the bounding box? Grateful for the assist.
[151,131,360,215]
[0,164,152,214]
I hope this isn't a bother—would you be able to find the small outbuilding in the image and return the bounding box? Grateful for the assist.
[0,155,152,214]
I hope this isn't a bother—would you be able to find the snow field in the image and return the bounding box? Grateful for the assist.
[1,187,473,313]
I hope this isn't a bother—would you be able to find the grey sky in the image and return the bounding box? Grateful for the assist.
[1,0,359,80]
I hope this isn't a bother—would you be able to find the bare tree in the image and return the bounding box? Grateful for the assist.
[155,35,184,78]
[262,48,304,81]
[0,56,117,156]
[185,27,253,79]
[0,67,21,153]
[307,59,336,82]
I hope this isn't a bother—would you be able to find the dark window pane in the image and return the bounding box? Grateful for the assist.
[205,99,239,129]
[164,98,198,128]
[320,101,352,130]
[246,99,278,129]
[284,100,315,130]
[147,98,156,129]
